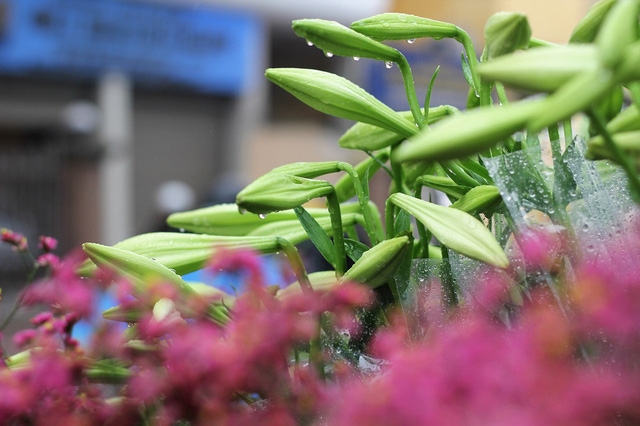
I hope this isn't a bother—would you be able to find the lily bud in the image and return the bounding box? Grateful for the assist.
[277,270,339,299]
[83,243,197,300]
[606,104,640,134]
[570,0,617,43]
[266,68,418,138]
[596,0,640,69]
[388,193,509,268]
[586,130,640,164]
[339,106,457,151]
[478,45,598,92]
[292,19,402,62]
[268,161,342,179]
[393,100,543,163]
[341,235,411,288]
[527,69,616,133]
[351,13,459,41]
[236,173,335,215]
[109,232,281,276]
[451,185,502,215]
[484,12,531,59]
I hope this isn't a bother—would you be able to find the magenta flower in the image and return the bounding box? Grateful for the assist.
[1,228,27,252]
[38,235,58,252]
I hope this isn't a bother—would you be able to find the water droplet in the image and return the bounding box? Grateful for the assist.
[325,51,334,58]
[353,56,360,61]
[179,228,185,233]
[307,40,314,47]
[238,207,247,215]
[587,244,594,252]
[407,38,416,44]
[385,61,393,69]
[582,223,589,232]
[258,213,268,220]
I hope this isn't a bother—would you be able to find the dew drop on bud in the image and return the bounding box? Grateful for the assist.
[407,38,415,44]
[238,207,247,215]
[326,51,334,58]
[353,56,360,61]
[385,61,393,69]
[307,40,314,46]
[258,213,268,220]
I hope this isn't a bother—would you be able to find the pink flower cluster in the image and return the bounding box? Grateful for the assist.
[1,226,640,424]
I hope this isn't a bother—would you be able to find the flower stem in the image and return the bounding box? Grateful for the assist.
[326,192,347,277]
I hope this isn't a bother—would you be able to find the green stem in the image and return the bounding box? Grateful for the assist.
[442,160,480,187]
[396,55,425,130]
[495,82,509,105]
[337,162,379,245]
[326,192,347,277]
[455,29,483,100]
[563,119,573,147]
[413,184,431,257]
[547,124,563,164]
[384,199,396,240]
[587,109,640,199]
[276,237,312,292]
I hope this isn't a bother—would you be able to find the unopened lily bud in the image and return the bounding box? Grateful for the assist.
[570,0,617,43]
[248,214,361,244]
[110,232,281,276]
[393,100,543,163]
[478,45,598,92]
[484,12,531,59]
[102,303,149,322]
[341,235,410,288]
[388,193,509,268]
[236,173,335,215]
[596,0,640,68]
[527,69,616,133]
[268,161,342,179]
[85,359,131,384]
[83,243,197,300]
[606,104,640,134]
[277,270,339,299]
[451,185,502,215]
[339,106,457,151]
[586,130,640,164]
[266,68,418,138]
[292,19,402,62]
[351,13,459,41]
[167,203,338,236]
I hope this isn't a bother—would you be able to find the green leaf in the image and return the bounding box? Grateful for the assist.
[294,206,336,268]
[343,238,370,263]
[461,52,476,92]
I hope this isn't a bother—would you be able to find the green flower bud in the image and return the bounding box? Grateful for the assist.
[586,130,640,162]
[606,104,640,134]
[167,203,340,236]
[111,232,281,275]
[388,193,509,268]
[570,0,617,43]
[339,106,458,151]
[266,68,419,138]
[102,303,149,322]
[351,13,459,41]
[248,214,361,243]
[341,235,411,288]
[478,45,599,92]
[236,173,335,215]
[596,0,640,69]
[451,185,502,215]
[268,161,342,179]
[85,359,131,384]
[527,69,616,133]
[277,270,339,299]
[292,19,402,62]
[393,100,543,163]
[484,12,531,59]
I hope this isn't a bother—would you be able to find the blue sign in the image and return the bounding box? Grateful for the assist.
[0,0,263,94]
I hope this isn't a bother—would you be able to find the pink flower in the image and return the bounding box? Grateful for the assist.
[38,235,58,252]
[1,228,27,252]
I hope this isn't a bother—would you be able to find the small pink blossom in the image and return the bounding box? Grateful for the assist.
[1,228,27,252]
[38,235,58,252]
